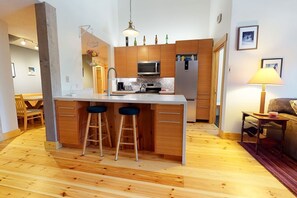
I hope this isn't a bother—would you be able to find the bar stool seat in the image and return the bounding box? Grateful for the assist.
[115,106,140,161]
[82,105,112,157]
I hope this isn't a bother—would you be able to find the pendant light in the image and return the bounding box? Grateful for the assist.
[122,0,139,37]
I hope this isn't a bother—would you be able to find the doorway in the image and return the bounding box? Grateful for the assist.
[80,28,109,94]
[210,34,227,129]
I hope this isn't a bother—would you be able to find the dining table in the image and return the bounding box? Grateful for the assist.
[23,94,43,109]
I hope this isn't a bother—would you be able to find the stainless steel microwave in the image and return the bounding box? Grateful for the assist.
[137,61,160,76]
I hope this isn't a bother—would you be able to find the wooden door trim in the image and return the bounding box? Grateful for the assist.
[209,34,228,125]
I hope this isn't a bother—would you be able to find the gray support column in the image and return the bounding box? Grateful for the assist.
[35,2,62,143]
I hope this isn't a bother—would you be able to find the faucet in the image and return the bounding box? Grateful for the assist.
[107,67,117,96]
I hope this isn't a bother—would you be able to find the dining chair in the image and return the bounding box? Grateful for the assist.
[14,94,44,131]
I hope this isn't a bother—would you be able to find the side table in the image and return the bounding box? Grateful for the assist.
[241,111,289,155]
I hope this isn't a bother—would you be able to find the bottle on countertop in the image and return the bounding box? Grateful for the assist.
[143,36,146,45]
[125,37,129,47]
[134,38,137,46]
[155,35,158,45]
[166,34,168,44]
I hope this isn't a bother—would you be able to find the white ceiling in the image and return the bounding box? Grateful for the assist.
[0,0,108,54]
[0,0,39,50]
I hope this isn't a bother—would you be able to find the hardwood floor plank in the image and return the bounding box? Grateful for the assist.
[0,124,294,198]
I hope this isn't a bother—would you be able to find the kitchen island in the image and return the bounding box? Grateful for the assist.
[54,93,187,164]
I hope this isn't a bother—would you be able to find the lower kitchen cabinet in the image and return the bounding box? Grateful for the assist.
[153,104,183,156]
[55,100,88,147]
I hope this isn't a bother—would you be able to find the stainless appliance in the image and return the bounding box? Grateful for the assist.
[137,61,160,76]
[135,83,161,94]
[175,58,198,122]
[117,82,124,91]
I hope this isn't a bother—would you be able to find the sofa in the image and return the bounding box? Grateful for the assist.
[267,98,297,160]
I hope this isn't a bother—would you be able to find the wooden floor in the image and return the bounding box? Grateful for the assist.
[0,123,294,198]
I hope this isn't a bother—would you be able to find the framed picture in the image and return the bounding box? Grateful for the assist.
[237,25,259,50]
[11,63,16,78]
[261,58,283,77]
[28,66,36,76]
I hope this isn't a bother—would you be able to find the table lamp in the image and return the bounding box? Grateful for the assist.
[248,68,283,115]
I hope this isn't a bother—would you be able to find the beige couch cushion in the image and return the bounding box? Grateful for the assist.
[290,100,297,115]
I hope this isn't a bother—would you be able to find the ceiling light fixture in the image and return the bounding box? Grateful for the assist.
[34,45,39,50]
[122,0,139,37]
[21,39,26,45]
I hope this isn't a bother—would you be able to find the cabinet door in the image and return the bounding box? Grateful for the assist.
[160,44,176,77]
[196,39,213,120]
[126,46,138,77]
[114,47,127,77]
[55,101,88,146]
[176,40,199,54]
[154,104,183,156]
[137,46,148,61]
[148,45,161,61]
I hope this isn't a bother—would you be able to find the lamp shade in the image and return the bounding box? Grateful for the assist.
[123,21,139,37]
[248,68,283,85]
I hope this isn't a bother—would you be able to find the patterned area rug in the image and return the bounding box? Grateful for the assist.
[240,142,297,196]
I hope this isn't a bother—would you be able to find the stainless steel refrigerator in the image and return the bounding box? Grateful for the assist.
[175,59,198,122]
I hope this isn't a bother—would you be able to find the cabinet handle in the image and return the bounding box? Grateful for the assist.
[159,112,180,115]
[60,115,75,117]
[59,107,75,110]
[159,121,180,124]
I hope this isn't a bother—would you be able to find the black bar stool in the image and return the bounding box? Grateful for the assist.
[82,105,112,157]
[115,106,140,161]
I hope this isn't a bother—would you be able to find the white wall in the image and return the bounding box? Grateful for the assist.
[0,20,18,135]
[117,0,211,46]
[10,45,42,94]
[43,0,119,95]
[222,0,297,133]
[209,0,232,42]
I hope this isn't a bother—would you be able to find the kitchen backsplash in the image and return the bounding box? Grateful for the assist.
[118,77,174,91]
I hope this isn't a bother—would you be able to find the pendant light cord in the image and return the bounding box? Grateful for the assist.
[129,0,132,22]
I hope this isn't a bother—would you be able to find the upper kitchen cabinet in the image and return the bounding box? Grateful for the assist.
[176,40,199,54]
[114,46,138,78]
[126,46,138,77]
[148,45,161,61]
[160,44,176,77]
[138,45,161,61]
[114,47,127,77]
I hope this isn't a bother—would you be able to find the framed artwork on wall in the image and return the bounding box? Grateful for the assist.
[11,63,16,78]
[237,25,259,50]
[28,66,36,76]
[261,58,283,77]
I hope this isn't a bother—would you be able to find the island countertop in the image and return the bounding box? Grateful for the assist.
[54,93,187,105]
[54,93,187,165]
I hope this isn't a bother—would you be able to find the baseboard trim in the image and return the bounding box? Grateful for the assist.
[219,129,241,140]
[0,128,21,141]
[44,141,62,150]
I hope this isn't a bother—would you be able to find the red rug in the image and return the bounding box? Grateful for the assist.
[239,142,297,196]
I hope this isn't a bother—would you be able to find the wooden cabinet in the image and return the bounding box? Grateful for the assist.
[137,45,160,61]
[154,104,183,156]
[137,46,148,61]
[160,44,176,77]
[114,47,127,77]
[176,40,199,54]
[114,47,137,78]
[196,39,213,120]
[126,46,138,77]
[148,45,161,61]
[55,100,88,147]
